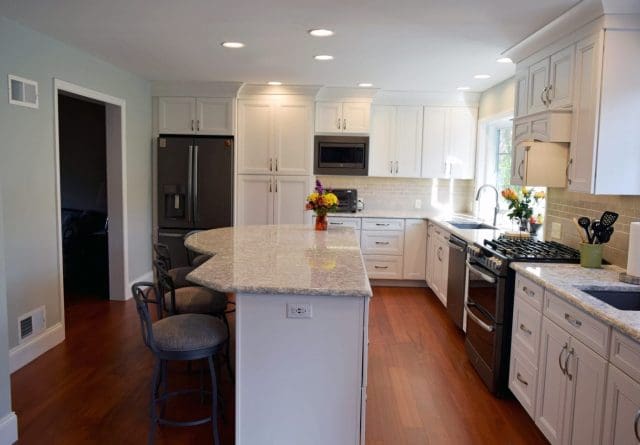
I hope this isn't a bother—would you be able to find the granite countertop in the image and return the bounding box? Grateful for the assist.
[511,263,640,341]
[185,225,373,298]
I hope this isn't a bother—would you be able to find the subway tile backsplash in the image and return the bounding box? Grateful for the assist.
[316,176,475,214]
[545,188,640,268]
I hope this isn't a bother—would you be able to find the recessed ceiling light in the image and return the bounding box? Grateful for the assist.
[309,29,334,37]
[358,83,373,88]
[474,74,491,79]
[221,42,245,49]
[496,57,513,64]
[457,86,471,91]
[314,55,334,61]
[267,81,282,86]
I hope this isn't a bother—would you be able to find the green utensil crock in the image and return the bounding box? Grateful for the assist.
[580,243,603,268]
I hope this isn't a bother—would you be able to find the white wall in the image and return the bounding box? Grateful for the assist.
[0,16,152,349]
[478,77,515,120]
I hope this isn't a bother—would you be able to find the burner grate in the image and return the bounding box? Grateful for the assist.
[484,237,580,261]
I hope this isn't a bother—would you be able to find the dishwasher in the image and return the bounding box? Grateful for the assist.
[447,234,467,330]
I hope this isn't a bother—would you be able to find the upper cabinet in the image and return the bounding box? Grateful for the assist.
[421,106,477,180]
[370,105,423,178]
[315,101,370,134]
[514,69,529,118]
[158,97,235,135]
[237,98,313,176]
[526,45,575,115]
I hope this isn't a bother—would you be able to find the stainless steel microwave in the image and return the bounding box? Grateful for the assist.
[314,136,369,176]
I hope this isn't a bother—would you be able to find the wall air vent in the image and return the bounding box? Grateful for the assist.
[18,306,46,343]
[8,74,39,109]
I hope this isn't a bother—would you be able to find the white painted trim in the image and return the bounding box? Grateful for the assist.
[151,80,243,97]
[9,322,64,373]
[0,412,17,445]
[127,271,154,300]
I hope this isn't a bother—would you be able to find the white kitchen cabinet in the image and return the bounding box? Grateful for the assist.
[237,175,310,226]
[315,101,370,134]
[363,255,403,280]
[527,46,574,116]
[528,58,550,115]
[370,105,422,178]
[514,69,529,118]
[361,218,405,280]
[238,99,312,176]
[158,97,234,135]
[402,219,427,280]
[602,364,640,445]
[425,223,449,306]
[421,107,477,180]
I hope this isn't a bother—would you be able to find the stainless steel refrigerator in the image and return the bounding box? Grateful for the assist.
[157,136,233,267]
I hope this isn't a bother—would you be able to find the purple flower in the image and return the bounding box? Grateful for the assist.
[315,179,323,194]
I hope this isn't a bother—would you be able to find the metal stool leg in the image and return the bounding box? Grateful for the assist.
[149,358,162,445]
[222,314,234,383]
[207,355,221,445]
[160,360,168,418]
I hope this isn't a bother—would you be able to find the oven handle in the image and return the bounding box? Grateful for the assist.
[465,261,497,284]
[465,303,495,332]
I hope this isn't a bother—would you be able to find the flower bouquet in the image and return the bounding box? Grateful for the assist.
[305,180,339,230]
[501,187,545,232]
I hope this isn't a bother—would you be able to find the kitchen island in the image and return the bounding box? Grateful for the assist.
[185,225,372,445]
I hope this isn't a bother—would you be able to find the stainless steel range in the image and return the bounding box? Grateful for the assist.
[464,237,580,396]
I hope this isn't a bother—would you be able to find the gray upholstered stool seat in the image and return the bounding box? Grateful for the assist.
[164,287,228,315]
[167,266,195,288]
[153,314,228,352]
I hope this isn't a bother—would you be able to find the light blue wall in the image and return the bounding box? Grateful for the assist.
[0,185,13,432]
[0,16,152,348]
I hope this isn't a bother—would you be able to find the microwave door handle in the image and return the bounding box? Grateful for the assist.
[465,261,496,284]
[465,303,495,332]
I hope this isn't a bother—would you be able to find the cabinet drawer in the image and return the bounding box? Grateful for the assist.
[363,255,403,279]
[544,291,611,358]
[610,330,640,383]
[327,216,361,230]
[512,294,542,361]
[361,231,404,255]
[515,274,544,311]
[427,223,450,241]
[362,218,405,231]
[509,347,538,419]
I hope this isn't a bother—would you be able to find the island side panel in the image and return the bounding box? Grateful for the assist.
[236,292,368,445]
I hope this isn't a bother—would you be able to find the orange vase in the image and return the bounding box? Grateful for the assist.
[315,214,328,231]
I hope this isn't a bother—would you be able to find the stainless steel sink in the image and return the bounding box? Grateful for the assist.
[582,289,640,311]
[447,222,498,230]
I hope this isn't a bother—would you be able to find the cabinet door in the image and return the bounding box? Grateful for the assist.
[274,176,311,225]
[237,101,274,174]
[236,175,273,225]
[448,107,477,179]
[403,219,427,280]
[603,364,640,445]
[514,69,529,118]
[437,236,449,303]
[511,140,527,186]
[562,337,607,445]
[158,97,196,134]
[568,33,602,193]
[369,106,396,177]
[395,106,423,178]
[528,58,550,115]
[549,46,575,110]
[421,107,448,178]
[536,317,571,445]
[196,98,234,135]
[315,102,342,133]
[275,102,313,175]
[425,232,437,290]
[342,102,370,134]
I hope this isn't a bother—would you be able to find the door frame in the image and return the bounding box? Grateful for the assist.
[53,79,129,319]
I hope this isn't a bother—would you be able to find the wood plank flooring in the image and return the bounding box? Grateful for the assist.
[11,287,548,444]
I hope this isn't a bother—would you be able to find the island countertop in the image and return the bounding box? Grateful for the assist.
[185,225,373,298]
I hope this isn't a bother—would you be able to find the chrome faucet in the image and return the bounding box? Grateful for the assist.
[475,184,500,227]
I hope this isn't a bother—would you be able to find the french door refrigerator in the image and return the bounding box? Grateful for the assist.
[157,135,233,267]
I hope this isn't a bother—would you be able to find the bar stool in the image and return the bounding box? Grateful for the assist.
[153,243,199,288]
[131,282,227,445]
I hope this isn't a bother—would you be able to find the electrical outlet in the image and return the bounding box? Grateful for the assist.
[414,199,422,209]
[287,303,312,319]
[551,222,562,239]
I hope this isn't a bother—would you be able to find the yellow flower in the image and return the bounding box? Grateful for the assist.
[534,191,545,200]
[307,192,319,203]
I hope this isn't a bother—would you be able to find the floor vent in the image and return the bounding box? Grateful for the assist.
[18,306,46,343]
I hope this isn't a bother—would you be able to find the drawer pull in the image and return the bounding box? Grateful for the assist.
[374,265,389,269]
[516,373,529,386]
[564,313,582,328]
[634,410,640,442]
[565,347,574,381]
[522,286,535,298]
[375,241,390,245]
[330,222,344,225]
[559,343,568,375]
[375,223,390,226]
[519,324,532,335]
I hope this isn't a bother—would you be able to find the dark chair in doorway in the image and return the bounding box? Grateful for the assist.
[131,282,227,445]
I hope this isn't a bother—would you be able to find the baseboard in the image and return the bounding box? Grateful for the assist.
[370,279,427,288]
[0,412,17,445]
[9,322,65,373]
[126,270,153,300]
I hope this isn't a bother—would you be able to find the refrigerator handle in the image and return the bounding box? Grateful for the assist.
[187,145,193,224]
[193,145,199,224]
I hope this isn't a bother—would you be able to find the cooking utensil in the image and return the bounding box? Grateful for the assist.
[598,226,614,244]
[591,219,601,243]
[573,218,588,243]
[578,217,592,243]
[600,211,619,228]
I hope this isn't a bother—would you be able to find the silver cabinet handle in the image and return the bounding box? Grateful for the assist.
[394,161,399,174]
[520,324,532,335]
[546,84,553,104]
[375,241,390,245]
[516,373,529,386]
[559,343,568,375]
[389,161,393,174]
[191,119,195,131]
[522,286,535,298]
[274,178,278,193]
[566,158,573,185]
[269,158,273,172]
[437,246,443,262]
[464,304,495,332]
[518,159,525,180]
[330,222,344,225]
[564,313,582,328]
[540,86,548,106]
[336,118,341,129]
[343,118,347,130]
[634,410,640,442]
[374,265,388,269]
[565,347,574,380]
[275,158,278,172]
[268,178,272,193]
[376,223,390,226]
[196,119,200,131]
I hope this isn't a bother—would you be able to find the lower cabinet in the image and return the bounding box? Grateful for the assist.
[402,219,427,280]
[361,218,404,280]
[425,223,449,306]
[237,174,310,225]
[602,364,640,444]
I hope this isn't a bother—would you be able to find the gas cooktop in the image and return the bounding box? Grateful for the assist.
[483,237,580,261]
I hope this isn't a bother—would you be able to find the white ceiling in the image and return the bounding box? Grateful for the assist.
[0,0,580,92]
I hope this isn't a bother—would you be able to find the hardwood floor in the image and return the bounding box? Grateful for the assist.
[11,287,547,444]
